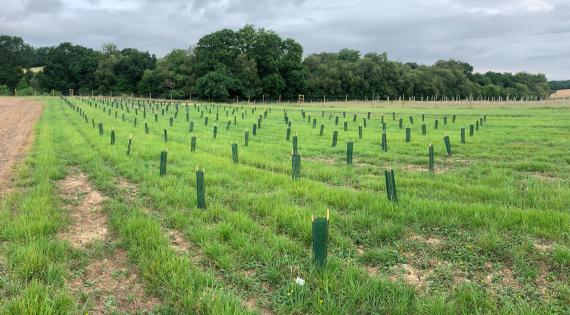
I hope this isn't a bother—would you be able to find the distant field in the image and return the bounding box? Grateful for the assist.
[1,97,569,314]
[550,89,570,98]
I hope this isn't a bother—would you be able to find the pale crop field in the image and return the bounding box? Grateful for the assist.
[1,97,569,314]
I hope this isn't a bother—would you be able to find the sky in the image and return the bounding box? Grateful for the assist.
[1,0,569,79]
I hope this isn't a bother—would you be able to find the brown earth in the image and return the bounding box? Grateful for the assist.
[68,249,159,314]
[0,98,44,194]
[58,172,108,248]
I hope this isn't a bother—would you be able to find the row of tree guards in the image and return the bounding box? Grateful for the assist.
[64,96,489,268]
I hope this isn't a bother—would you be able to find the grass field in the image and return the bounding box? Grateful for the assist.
[1,97,570,314]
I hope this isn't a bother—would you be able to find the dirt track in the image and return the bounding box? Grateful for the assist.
[0,98,44,193]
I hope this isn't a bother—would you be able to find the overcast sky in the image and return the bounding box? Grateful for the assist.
[1,0,569,79]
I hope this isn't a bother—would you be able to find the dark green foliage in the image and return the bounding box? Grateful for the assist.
[346,141,353,165]
[159,150,167,176]
[444,135,452,156]
[384,168,398,202]
[312,216,329,268]
[291,153,301,180]
[332,130,338,147]
[196,169,206,209]
[429,144,434,173]
[231,143,238,164]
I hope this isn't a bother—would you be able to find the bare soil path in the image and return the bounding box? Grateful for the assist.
[0,97,44,194]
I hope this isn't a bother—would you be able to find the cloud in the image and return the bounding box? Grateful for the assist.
[0,0,568,79]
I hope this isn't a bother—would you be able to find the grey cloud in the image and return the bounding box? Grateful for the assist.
[0,0,568,79]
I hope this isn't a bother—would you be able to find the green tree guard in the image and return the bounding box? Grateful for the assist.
[244,130,249,146]
[169,117,173,127]
[444,135,452,156]
[191,135,196,152]
[428,144,434,173]
[312,210,329,268]
[343,121,348,131]
[434,119,439,129]
[353,114,357,122]
[186,112,189,122]
[292,135,298,155]
[134,117,137,127]
[335,116,339,125]
[444,116,448,125]
[320,124,324,136]
[422,123,427,135]
[381,131,387,152]
[483,115,487,122]
[231,143,238,164]
[461,128,466,144]
[196,169,206,209]
[470,124,474,136]
[479,117,483,126]
[126,136,132,155]
[409,116,414,124]
[405,128,411,142]
[189,121,194,132]
[358,124,363,139]
[204,116,209,126]
[155,113,158,122]
[452,114,456,123]
[422,113,425,122]
[213,125,218,139]
[367,112,371,119]
[332,130,338,147]
[160,150,167,176]
[399,117,403,129]
[313,118,317,128]
[384,167,398,202]
[363,118,367,128]
[291,153,301,180]
[98,122,104,136]
[382,122,386,132]
[163,129,168,142]
[392,112,396,120]
[346,141,353,165]
[110,129,115,145]
[286,127,291,141]
[145,122,149,134]
[476,120,479,131]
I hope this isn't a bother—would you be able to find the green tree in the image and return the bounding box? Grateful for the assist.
[0,35,34,90]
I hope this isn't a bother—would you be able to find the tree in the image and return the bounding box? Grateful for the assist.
[0,35,34,90]
[195,71,234,100]
[39,42,99,94]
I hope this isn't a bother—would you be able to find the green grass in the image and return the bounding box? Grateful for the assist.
[1,97,569,314]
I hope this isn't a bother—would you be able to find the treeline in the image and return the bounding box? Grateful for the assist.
[0,26,553,100]
[548,80,570,91]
